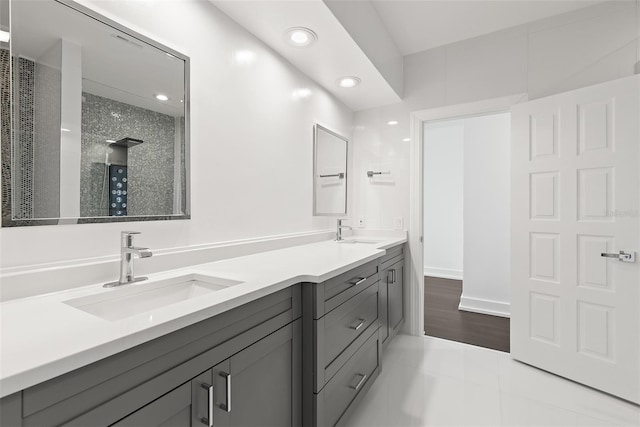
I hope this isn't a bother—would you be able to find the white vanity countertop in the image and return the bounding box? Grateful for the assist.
[0,235,406,397]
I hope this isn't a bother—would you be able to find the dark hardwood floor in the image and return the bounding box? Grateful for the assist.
[424,276,510,352]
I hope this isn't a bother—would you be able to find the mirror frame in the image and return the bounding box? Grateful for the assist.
[312,124,348,217]
[1,0,191,227]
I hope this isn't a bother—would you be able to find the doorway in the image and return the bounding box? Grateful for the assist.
[423,113,510,352]
[404,94,526,343]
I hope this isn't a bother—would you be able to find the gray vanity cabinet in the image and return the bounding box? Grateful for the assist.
[379,244,405,347]
[0,286,301,427]
[0,247,405,427]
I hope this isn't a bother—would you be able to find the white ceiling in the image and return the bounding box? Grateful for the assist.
[212,0,608,111]
[371,0,605,56]
[211,0,402,111]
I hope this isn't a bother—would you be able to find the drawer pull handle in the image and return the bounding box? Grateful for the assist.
[350,318,366,331]
[349,277,366,286]
[350,373,368,391]
[219,371,231,412]
[200,383,213,427]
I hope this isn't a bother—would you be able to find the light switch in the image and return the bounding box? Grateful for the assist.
[394,217,403,230]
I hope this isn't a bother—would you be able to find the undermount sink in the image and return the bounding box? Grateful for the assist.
[337,239,381,245]
[64,274,243,321]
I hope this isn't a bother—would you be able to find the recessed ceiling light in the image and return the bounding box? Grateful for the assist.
[403,138,411,142]
[61,128,70,132]
[284,27,317,47]
[387,120,399,126]
[155,94,169,101]
[0,30,9,43]
[106,139,116,143]
[337,76,361,88]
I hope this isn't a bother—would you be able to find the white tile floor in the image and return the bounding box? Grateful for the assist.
[345,334,640,427]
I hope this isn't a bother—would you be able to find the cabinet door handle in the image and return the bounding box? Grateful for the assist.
[219,372,231,412]
[350,373,368,391]
[200,383,213,427]
[350,318,366,331]
[349,277,366,286]
[388,269,396,284]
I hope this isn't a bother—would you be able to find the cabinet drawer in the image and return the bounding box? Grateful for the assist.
[110,382,191,427]
[314,329,380,427]
[320,282,379,369]
[312,260,379,318]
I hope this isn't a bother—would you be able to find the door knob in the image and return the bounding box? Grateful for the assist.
[600,251,636,263]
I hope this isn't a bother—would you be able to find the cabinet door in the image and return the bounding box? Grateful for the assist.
[213,321,300,427]
[388,261,404,334]
[379,268,390,346]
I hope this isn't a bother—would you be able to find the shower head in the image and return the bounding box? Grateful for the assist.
[111,137,143,148]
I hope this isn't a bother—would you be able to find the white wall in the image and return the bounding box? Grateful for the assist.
[352,0,639,233]
[351,103,409,231]
[461,113,511,317]
[0,0,354,273]
[423,120,463,280]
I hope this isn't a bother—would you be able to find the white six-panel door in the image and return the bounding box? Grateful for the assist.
[511,75,639,403]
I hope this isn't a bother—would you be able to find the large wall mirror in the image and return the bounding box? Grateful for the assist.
[0,0,190,226]
[313,124,348,216]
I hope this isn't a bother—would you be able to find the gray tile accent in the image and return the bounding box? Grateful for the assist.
[13,57,35,219]
[0,48,11,225]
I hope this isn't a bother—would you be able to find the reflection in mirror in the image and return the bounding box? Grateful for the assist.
[313,124,348,216]
[1,0,189,226]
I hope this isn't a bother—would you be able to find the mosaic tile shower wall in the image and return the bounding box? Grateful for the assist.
[0,49,11,224]
[81,92,176,217]
[13,57,35,219]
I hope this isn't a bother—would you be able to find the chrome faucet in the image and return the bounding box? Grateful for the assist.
[104,231,153,288]
[336,219,352,241]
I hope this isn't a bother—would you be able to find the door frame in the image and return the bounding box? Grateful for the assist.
[406,93,528,336]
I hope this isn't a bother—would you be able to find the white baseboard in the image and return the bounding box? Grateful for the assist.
[458,294,510,318]
[424,266,463,280]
